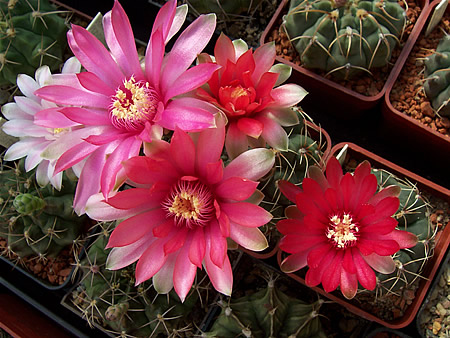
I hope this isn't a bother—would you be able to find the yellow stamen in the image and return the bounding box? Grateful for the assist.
[326,213,359,249]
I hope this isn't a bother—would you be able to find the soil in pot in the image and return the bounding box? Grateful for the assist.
[266,0,423,96]
[389,10,450,138]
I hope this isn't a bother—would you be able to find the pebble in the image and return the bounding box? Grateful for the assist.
[433,320,441,334]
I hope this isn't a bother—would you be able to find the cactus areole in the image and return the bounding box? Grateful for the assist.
[283,0,407,79]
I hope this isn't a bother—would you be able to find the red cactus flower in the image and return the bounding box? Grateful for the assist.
[277,157,418,299]
[196,33,307,158]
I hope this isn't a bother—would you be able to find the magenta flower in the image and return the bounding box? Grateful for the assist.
[85,117,275,301]
[277,157,418,299]
[33,0,220,214]
[2,57,83,189]
[196,33,307,158]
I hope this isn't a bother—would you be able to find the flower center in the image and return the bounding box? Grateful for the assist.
[162,179,214,229]
[326,213,359,249]
[53,128,67,135]
[218,83,257,117]
[109,76,159,131]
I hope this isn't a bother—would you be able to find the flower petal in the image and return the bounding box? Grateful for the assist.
[203,236,232,296]
[220,202,272,228]
[229,222,268,252]
[153,254,176,294]
[269,83,307,107]
[362,253,396,274]
[280,250,309,273]
[173,235,197,302]
[223,148,275,181]
[215,177,258,201]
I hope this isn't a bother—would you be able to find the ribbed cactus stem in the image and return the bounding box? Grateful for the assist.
[13,193,45,214]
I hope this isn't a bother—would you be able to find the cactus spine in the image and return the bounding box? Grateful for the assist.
[283,0,406,79]
[0,0,68,85]
[423,33,450,117]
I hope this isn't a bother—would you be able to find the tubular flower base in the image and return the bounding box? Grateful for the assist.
[277,157,418,299]
[197,33,308,159]
[85,119,275,301]
[1,57,83,190]
[33,0,220,214]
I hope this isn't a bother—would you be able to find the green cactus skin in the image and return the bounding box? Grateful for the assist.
[370,169,433,295]
[283,0,406,79]
[0,159,86,259]
[186,0,264,17]
[70,227,213,337]
[204,272,326,337]
[423,34,450,117]
[0,0,68,86]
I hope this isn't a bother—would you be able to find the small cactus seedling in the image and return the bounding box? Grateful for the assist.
[0,159,86,260]
[283,0,407,79]
[0,0,68,86]
[423,33,450,117]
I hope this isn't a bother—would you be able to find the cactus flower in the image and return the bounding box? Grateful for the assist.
[2,57,83,190]
[85,116,275,301]
[277,157,418,299]
[33,0,220,214]
[197,33,307,158]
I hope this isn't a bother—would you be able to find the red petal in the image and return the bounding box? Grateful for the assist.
[325,157,343,191]
[340,269,358,299]
[352,248,376,290]
[322,250,344,292]
[189,227,206,268]
[237,117,263,139]
[215,177,258,201]
[278,180,301,203]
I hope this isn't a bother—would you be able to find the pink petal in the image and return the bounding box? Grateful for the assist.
[362,253,396,274]
[160,97,215,131]
[153,219,175,238]
[225,121,249,159]
[220,202,272,228]
[106,230,156,270]
[54,140,98,173]
[103,1,143,79]
[33,108,80,128]
[207,220,227,268]
[122,156,179,185]
[60,107,111,126]
[68,25,123,86]
[173,235,197,302]
[86,193,147,221]
[189,227,206,268]
[203,236,232,296]
[107,186,164,210]
[145,28,164,90]
[73,142,118,214]
[223,148,275,181]
[218,212,230,237]
[214,33,236,66]
[152,0,177,41]
[76,72,115,96]
[101,136,142,198]
[215,177,258,201]
[340,269,358,299]
[107,209,166,248]
[170,128,195,175]
[163,63,221,102]
[280,251,309,273]
[229,221,268,252]
[153,254,176,294]
[352,248,376,290]
[161,14,216,92]
[269,83,307,107]
[236,117,263,139]
[205,161,224,186]
[35,85,110,108]
[135,239,169,285]
[372,229,418,249]
[252,42,276,84]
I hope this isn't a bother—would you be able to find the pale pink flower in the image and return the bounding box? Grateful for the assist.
[197,33,307,158]
[2,57,83,190]
[85,117,275,301]
[33,0,220,214]
[277,157,418,299]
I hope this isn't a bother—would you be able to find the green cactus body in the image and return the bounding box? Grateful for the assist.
[205,278,326,337]
[423,34,450,117]
[0,159,86,259]
[0,0,68,85]
[71,228,211,337]
[283,0,406,79]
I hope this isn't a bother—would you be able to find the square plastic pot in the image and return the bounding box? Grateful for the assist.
[277,142,450,329]
[260,0,430,116]
[383,0,450,163]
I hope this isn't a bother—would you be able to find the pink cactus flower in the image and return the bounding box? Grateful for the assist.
[277,157,418,299]
[2,57,83,190]
[196,33,308,158]
[33,0,220,214]
[85,117,275,301]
